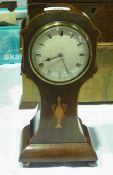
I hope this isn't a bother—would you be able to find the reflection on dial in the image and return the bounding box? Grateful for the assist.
[29,22,92,85]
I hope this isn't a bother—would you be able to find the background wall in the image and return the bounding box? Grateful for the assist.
[0,0,27,7]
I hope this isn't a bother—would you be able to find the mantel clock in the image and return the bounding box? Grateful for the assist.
[19,0,100,166]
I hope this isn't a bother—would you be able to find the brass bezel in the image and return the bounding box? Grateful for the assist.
[28,21,93,85]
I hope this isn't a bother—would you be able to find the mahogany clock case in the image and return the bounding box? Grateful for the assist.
[19,3,99,165]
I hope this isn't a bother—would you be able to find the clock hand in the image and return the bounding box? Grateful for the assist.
[44,53,64,62]
[44,55,59,62]
[38,55,61,68]
[39,54,66,68]
[61,57,70,75]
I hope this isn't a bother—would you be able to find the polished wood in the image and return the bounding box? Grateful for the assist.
[19,2,99,165]
[27,1,113,42]
[79,48,113,102]
[19,121,97,163]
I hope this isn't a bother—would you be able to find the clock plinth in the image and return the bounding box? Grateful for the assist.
[19,116,97,164]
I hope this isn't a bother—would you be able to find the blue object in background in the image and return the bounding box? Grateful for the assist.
[0,25,21,64]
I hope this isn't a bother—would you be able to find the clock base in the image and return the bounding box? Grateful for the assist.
[19,122,97,165]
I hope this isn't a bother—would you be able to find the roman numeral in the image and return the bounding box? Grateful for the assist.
[59,30,63,36]
[71,33,74,38]
[47,70,51,75]
[47,34,52,39]
[79,53,84,56]
[36,54,41,57]
[38,63,44,68]
[76,63,81,67]
[77,42,82,46]
[39,43,44,46]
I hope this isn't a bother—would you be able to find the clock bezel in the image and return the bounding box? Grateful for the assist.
[28,21,93,85]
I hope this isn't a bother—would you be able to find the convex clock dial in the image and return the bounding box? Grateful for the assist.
[29,22,92,84]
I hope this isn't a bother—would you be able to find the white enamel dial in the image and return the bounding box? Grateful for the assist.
[29,22,92,85]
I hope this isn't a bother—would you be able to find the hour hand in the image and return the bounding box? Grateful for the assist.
[38,55,60,68]
[44,55,59,62]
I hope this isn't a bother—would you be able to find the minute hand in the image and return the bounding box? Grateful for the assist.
[61,57,70,75]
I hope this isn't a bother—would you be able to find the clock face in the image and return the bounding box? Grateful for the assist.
[29,22,92,85]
